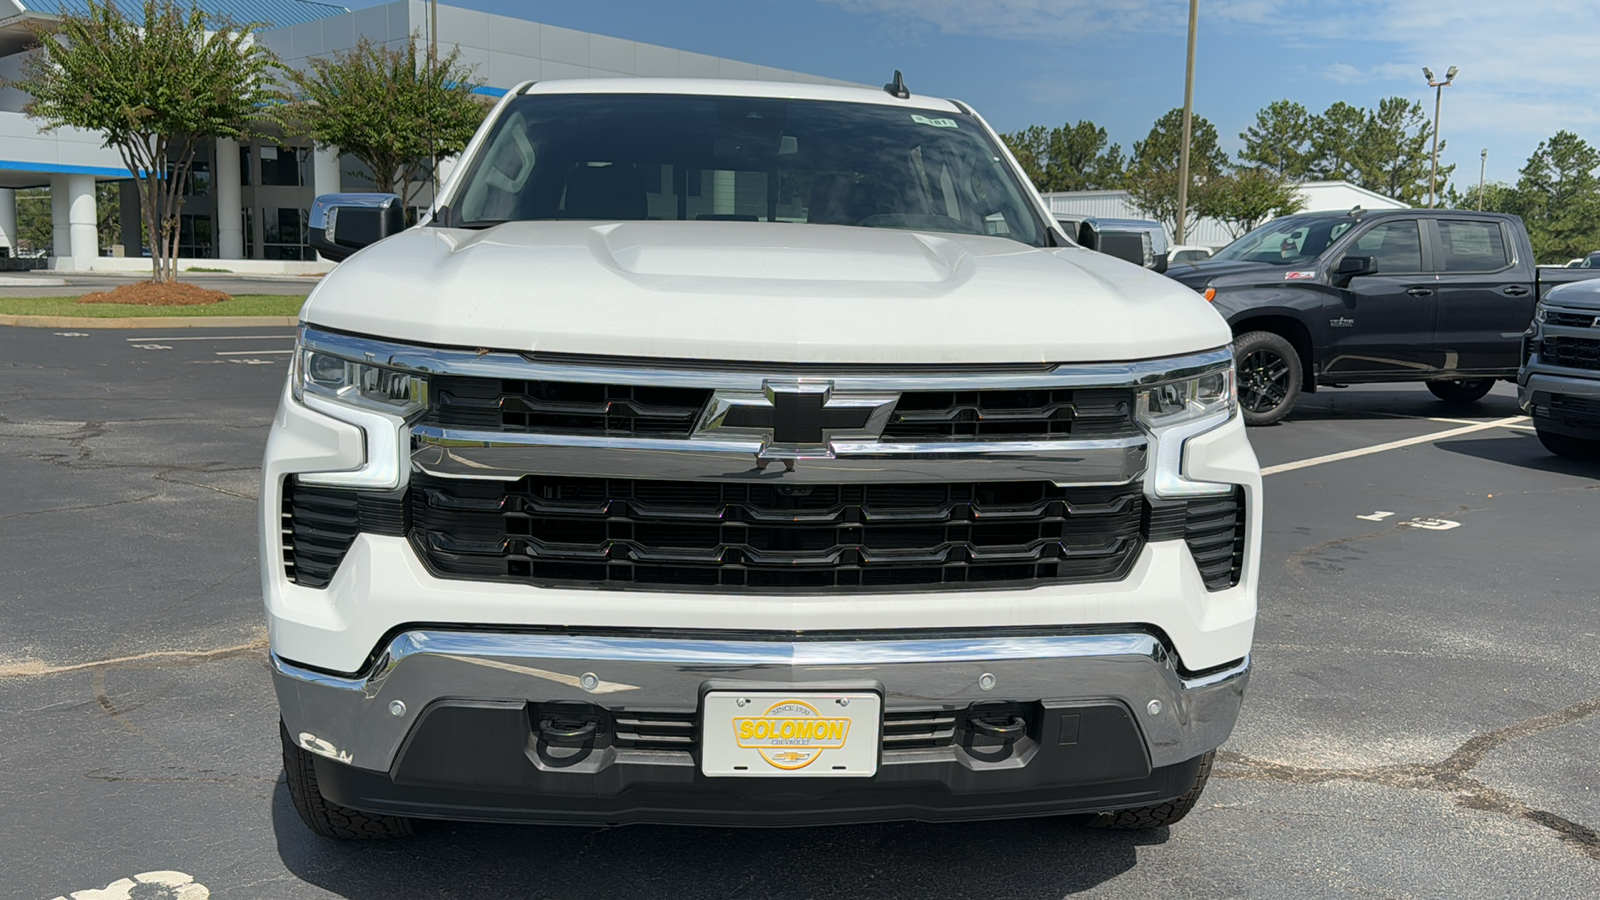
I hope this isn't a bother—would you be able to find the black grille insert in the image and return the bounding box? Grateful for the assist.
[1542,335,1600,371]
[409,473,1146,593]
[1546,311,1600,328]
[281,478,408,589]
[1182,488,1246,591]
[880,388,1136,441]
[427,374,712,438]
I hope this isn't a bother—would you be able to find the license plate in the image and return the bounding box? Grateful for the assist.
[701,691,881,777]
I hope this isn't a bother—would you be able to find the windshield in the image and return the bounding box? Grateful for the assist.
[450,94,1044,245]
[1212,215,1358,266]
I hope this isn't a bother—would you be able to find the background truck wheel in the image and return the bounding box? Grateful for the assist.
[1087,751,1214,830]
[1234,332,1302,426]
[1426,379,1495,404]
[1535,425,1600,459]
[281,720,413,839]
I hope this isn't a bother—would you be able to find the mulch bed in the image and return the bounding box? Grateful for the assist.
[78,281,232,306]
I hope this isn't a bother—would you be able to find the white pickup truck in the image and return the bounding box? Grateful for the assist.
[264,76,1260,837]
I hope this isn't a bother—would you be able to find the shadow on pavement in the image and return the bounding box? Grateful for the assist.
[271,780,1154,899]
[1281,389,1524,424]
[1435,435,1600,478]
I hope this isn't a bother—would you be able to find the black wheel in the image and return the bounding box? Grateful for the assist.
[1535,425,1600,459]
[282,720,413,839]
[1427,379,1495,404]
[1088,751,1214,830]
[1234,331,1302,426]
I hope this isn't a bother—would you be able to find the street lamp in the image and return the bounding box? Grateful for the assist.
[1478,148,1487,211]
[1422,65,1457,208]
[1175,0,1199,244]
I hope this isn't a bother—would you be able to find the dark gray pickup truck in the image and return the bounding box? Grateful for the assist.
[1520,280,1600,458]
[1166,209,1600,424]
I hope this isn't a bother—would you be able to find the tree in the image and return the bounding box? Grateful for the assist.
[1001,120,1125,192]
[283,34,489,210]
[11,1,281,282]
[1353,97,1450,206]
[1238,100,1314,180]
[1125,108,1228,233]
[1447,179,1515,213]
[1196,168,1308,238]
[1508,131,1600,263]
[1307,101,1367,183]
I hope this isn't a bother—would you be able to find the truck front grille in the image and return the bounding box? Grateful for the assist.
[1546,311,1600,328]
[1542,335,1600,371]
[424,375,1138,442]
[407,472,1146,592]
[428,375,712,438]
[878,388,1137,440]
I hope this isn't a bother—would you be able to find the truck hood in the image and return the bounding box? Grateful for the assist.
[1545,278,1600,311]
[302,221,1230,364]
[1164,258,1297,290]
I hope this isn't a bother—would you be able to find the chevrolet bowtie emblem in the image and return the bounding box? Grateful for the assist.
[691,381,899,460]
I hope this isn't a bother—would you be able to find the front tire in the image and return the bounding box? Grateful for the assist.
[1088,751,1214,830]
[1234,331,1302,426]
[1535,425,1600,459]
[1427,379,1495,404]
[282,720,414,839]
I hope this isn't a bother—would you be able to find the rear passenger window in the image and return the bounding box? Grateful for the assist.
[1437,220,1510,273]
[1352,220,1423,274]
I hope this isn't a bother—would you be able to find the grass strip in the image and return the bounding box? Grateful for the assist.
[0,295,306,318]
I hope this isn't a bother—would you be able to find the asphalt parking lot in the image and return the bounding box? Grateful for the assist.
[3,325,1598,899]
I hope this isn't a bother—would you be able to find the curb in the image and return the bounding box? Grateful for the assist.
[0,314,299,329]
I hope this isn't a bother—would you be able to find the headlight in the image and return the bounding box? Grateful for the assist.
[1136,366,1235,429]
[293,345,426,417]
[1533,305,1547,324]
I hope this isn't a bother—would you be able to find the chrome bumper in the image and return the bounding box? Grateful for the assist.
[1520,369,1600,408]
[272,630,1248,773]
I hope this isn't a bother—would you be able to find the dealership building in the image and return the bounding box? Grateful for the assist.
[0,0,853,270]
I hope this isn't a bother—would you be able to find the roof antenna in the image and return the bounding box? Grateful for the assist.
[883,70,909,100]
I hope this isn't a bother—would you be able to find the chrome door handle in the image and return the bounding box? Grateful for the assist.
[1406,287,1434,297]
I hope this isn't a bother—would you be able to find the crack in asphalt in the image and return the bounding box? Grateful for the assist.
[0,491,162,521]
[1217,692,1600,860]
[0,637,268,679]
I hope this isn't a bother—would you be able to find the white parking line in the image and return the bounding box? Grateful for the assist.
[125,334,293,341]
[1262,416,1530,476]
[214,349,293,356]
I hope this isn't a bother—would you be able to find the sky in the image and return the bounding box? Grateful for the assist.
[347,0,1600,190]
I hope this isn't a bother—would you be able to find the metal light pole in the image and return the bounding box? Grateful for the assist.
[1175,0,1199,244]
[1422,65,1457,208]
[1478,148,1487,210]
[429,0,440,208]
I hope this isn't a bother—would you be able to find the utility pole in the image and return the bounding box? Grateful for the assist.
[1422,66,1457,209]
[429,0,440,208]
[1478,149,1487,210]
[1175,0,1199,244]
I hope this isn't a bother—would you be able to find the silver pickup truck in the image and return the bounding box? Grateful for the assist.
[1521,280,1600,457]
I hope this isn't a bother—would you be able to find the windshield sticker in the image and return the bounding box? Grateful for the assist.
[911,114,959,128]
[1285,270,1317,280]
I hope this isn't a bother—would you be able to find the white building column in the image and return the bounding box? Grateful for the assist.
[50,175,70,258]
[0,188,16,256]
[215,137,244,259]
[312,145,341,197]
[66,174,98,260]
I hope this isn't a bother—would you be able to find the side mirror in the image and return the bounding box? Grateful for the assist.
[1335,255,1376,283]
[309,193,405,262]
[1076,220,1100,252]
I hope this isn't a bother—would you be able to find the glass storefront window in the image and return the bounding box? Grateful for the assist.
[260,145,309,187]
